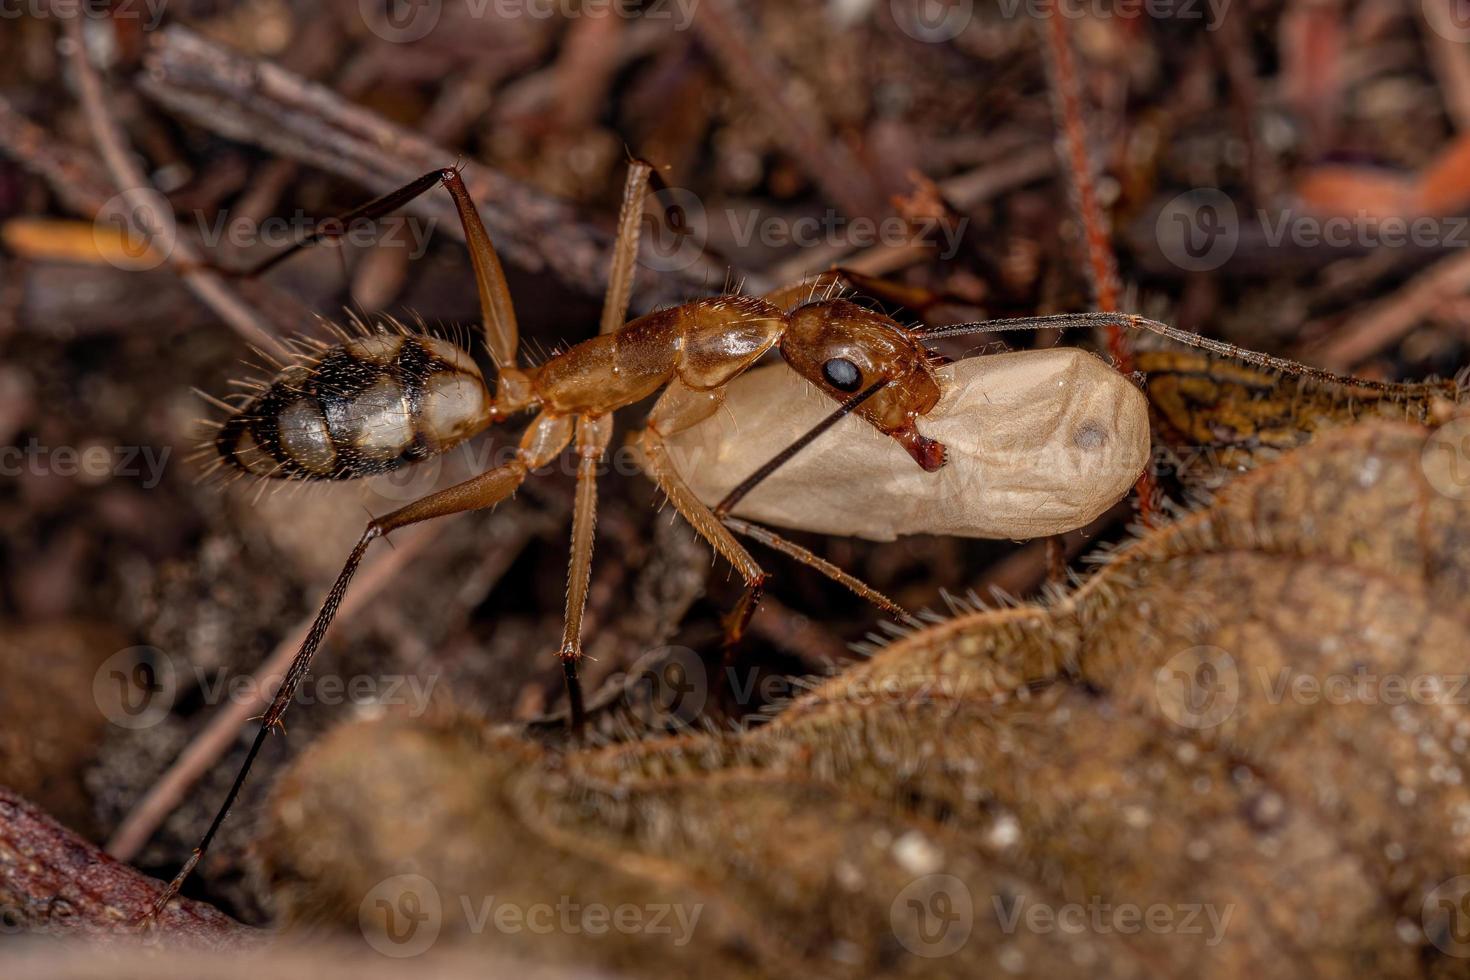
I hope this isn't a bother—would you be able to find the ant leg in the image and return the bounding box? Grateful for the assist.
[638,383,767,649]
[144,411,572,921]
[436,169,519,377]
[559,415,614,727]
[720,515,917,627]
[219,167,521,383]
[599,160,656,335]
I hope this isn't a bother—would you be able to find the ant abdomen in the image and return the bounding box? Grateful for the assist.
[214,330,493,480]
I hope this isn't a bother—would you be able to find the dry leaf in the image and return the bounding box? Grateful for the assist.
[252,419,1470,978]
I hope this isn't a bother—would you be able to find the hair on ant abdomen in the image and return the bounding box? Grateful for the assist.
[211,321,493,481]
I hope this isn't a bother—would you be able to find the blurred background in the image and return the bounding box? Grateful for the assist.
[2,0,1469,925]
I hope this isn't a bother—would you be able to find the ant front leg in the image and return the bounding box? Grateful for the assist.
[638,383,768,653]
[559,414,614,728]
[144,411,572,921]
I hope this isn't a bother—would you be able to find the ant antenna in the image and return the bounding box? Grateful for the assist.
[714,379,888,518]
[924,312,1451,397]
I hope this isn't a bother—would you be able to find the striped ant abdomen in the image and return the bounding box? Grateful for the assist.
[213,328,493,480]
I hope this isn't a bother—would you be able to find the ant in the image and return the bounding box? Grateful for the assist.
[151,159,1450,920]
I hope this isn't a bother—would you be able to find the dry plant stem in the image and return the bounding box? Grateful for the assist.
[137,25,706,312]
[0,95,117,214]
[0,786,257,946]
[1036,9,1125,364]
[61,20,284,358]
[691,0,887,221]
[1306,247,1470,370]
[1036,9,1155,534]
[768,144,1056,283]
[104,523,443,863]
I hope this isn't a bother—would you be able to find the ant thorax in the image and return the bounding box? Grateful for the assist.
[212,324,493,481]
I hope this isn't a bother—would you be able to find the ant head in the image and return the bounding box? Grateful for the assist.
[779,298,946,471]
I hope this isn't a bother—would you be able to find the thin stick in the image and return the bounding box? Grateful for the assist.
[61,19,285,358]
[1036,7,1127,368]
[1305,247,1470,372]
[692,0,887,221]
[137,25,711,313]
[105,523,441,862]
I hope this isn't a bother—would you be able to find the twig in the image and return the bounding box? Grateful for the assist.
[105,522,443,862]
[137,25,713,312]
[0,786,256,947]
[1036,9,1124,339]
[61,19,285,358]
[0,95,117,215]
[692,0,888,221]
[1304,247,1470,371]
[1037,7,1156,533]
[768,143,1055,284]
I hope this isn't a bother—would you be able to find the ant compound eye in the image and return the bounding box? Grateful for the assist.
[822,357,863,392]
